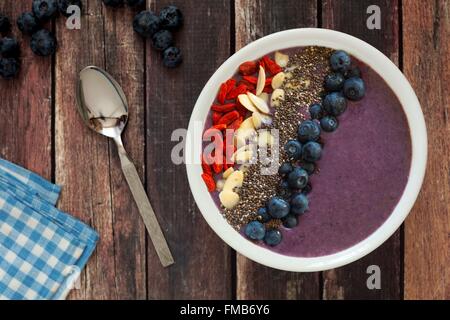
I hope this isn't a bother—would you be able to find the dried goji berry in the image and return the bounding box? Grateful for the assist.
[227,84,247,100]
[226,79,236,94]
[239,61,258,75]
[212,162,223,174]
[262,56,282,75]
[201,173,216,192]
[242,75,258,85]
[263,86,273,94]
[211,103,236,113]
[212,111,222,125]
[229,116,243,131]
[218,111,239,126]
[236,102,248,118]
[265,78,272,86]
[203,125,225,140]
[201,156,212,175]
[217,82,228,104]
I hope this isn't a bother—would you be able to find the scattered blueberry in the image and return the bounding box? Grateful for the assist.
[0,14,11,33]
[302,183,312,195]
[32,0,58,21]
[152,29,173,51]
[278,162,293,176]
[267,196,290,219]
[323,92,347,116]
[256,207,271,223]
[290,193,309,215]
[244,221,266,240]
[297,120,321,143]
[0,57,20,79]
[287,167,309,190]
[345,65,361,79]
[57,0,83,17]
[264,229,282,246]
[17,12,40,34]
[162,46,182,68]
[284,140,302,160]
[330,50,351,73]
[320,115,339,132]
[343,77,366,101]
[282,214,298,228]
[309,103,323,120]
[302,141,322,162]
[324,72,345,92]
[30,29,57,56]
[125,0,145,6]
[0,38,20,58]
[133,10,161,38]
[102,0,124,7]
[278,179,292,199]
[301,162,315,175]
[159,5,183,31]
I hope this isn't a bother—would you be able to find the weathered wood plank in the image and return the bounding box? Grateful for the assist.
[321,0,402,300]
[0,2,52,179]
[235,0,321,300]
[145,0,233,299]
[404,0,450,300]
[56,0,146,299]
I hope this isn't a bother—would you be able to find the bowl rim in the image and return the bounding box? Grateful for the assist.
[186,28,427,272]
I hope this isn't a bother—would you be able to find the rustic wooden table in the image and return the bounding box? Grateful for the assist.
[0,0,448,300]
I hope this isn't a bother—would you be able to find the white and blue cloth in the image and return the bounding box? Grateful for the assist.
[0,158,98,300]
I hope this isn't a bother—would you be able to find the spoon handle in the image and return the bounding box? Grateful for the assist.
[116,144,174,267]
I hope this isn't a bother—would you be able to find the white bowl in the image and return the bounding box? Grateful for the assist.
[186,28,427,272]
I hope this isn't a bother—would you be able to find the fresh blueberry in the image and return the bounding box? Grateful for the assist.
[133,10,160,38]
[0,14,11,33]
[278,179,292,199]
[287,167,309,190]
[278,162,293,176]
[309,103,323,120]
[267,196,290,219]
[244,221,266,240]
[17,12,40,35]
[32,0,58,21]
[302,183,312,195]
[302,141,322,162]
[284,140,302,160]
[57,0,83,17]
[30,29,57,56]
[343,77,366,101]
[152,30,173,51]
[301,162,315,175]
[159,5,183,31]
[0,57,20,79]
[282,214,298,228]
[297,120,321,143]
[330,50,351,73]
[323,92,347,116]
[125,0,145,6]
[256,207,271,223]
[320,115,339,132]
[290,193,309,215]
[264,229,282,246]
[162,46,182,68]
[102,0,124,7]
[0,38,20,58]
[324,72,345,91]
[345,66,361,79]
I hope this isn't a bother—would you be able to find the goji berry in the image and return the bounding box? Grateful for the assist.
[212,111,222,125]
[226,79,236,94]
[218,111,239,126]
[265,78,272,86]
[217,82,228,104]
[227,84,247,100]
[201,156,212,175]
[236,102,248,118]
[229,116,243,131]
[239,61,258,75]
[212,162,223,174]
[242,75,258,85]
[201,173,216,192]
[203,125,225,140]
[262,56,282,75]
[263,86,273,94]
[211,103,236,113]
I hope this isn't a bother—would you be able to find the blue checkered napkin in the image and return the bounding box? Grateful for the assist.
[0,158,99,300]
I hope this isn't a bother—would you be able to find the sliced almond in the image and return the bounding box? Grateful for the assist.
[275,51,289,67]
[255,65,266,96]
[223,170,244,191]
[258,130,275,148]
[216,179,225,191]
[223,167,234,179]
[271,88,285,107]
[238,94,258,113]
[271,72,286,90]
[252,111,272,129]
[239,116,255,130]
[285,72,293,79]
[247,92,270,114]
[235,128,257,148]
[258,92,270,104]
[219,190,240,209]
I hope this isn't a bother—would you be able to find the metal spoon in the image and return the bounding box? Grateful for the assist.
[77,66,174,267]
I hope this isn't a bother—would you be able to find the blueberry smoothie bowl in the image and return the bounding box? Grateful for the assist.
[186,29,426,271]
